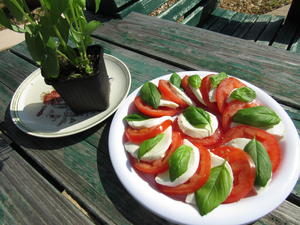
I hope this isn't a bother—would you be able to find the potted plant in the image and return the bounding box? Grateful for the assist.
[0,0,110,113]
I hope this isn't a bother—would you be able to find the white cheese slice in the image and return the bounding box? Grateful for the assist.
[155,139,200,187]
[185,152,234,205]
[127,116,172,129]
[190,85,206,105]
[124,126,172,162]
[169,82,195,106]
[177,112,218,138]
[208,88,217,103]
[225,138,252,150]
[159,99,179,109]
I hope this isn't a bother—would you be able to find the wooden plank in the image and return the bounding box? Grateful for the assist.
[94,13,300,108]
[208,9,237,32]
[87,0,134,16]
[256,16,285,46]
[199,7,228,29]
[242,14,272,41]
[157,0,202,22]
[0,135,94,225]
[220,12,248,36]
[271,21,299,50]
[232,14,259,38]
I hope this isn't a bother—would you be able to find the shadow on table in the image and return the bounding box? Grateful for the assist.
[96,120,174,225]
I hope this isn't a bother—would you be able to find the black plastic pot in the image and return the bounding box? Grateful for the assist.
[45,45,110,114]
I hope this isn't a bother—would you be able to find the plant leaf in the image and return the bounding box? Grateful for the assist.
[195,162,232,216]
[230,87,256,102]
[3,0,25,21]
[169,72,181,89]
[168,145,192,181]
[46,0,69,23]
[210,72,228,88]
[183,106,211,128]
[188,74,201,88]
[244,139,272,187]
[232,106,281,127]
[41,47,59,79]
[94,0,101,13]
[140,82,161,109]
[25,30,45,63]
[84,20,101,35]
[138,133,165,159]
[124,114,148,121]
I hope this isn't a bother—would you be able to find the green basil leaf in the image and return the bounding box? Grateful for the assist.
[168,145,192,181]
[244,139,272,187]
[195,162,232,216]
[230,87,256,102]
[210,72,228,88]
[170,72,182,89]
[188,75,201,88]
[183,106,211,128]
[138,133,165,159]
[123,114,148,121]
[140,82,161,109]
[232,106,281,127]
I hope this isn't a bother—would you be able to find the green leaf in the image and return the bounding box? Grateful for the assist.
[168,145,192,181]
[170,72,181,89]
[94,0,101,13]
[123,114,148,121]
[140,82,161,109]
[84,20,101,35]
[3,0,25,21]
[25,31,45,63]
[188,75,201,88]
[195,162,232,216]
[232,106,281,128]
[138,133,165,160]
[41,47,59,79]
[46,0,69,23]
[244,139,272,187]
[0,8,24,32]
[210,72,228,88]
[183,106,211,128]
[230,87,256,102]
[74,0,86,8]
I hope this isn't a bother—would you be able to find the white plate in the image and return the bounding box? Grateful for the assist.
[109,71,300,225]
[10,54,131,138]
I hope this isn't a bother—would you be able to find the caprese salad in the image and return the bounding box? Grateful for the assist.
[123,72,283,216]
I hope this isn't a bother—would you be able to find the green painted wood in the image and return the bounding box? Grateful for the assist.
[208,9,237,32]
[199,7,227,29]
[117,0,169,18]
[94,13,300,109]
[242,15,273,41]
[0,135,94,225]
[219,12,248,36]
[271,21,299,50]
[256,16,285,46]
[157,0,202,22]
[181,6,204,26]
[232,14,259,38]
[87,0,133,16]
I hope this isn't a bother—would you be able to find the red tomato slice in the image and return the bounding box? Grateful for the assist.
[157,143,211,195]
[158,80,189,108]
[134,96,178,117]
[222,125,282,172]
[181,75,204,107]
[222,101,259,131]
[216,77,246,113]
[131,132,183,174]
[125,119,172,144]
[211,146,256,203]
[200,74,218,112]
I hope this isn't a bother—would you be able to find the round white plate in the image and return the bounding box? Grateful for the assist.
[10,54,131,138]
[109,71,300,225]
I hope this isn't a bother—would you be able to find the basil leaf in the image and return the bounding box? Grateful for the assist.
[123,114,148,121]
[170,72,182,89]
[183,106,211,128]
[195,162,232,216]
[168,145,192,181]
[232,106,281,127]
[244,139,272,187]
[230,87,256,102]
[140,82,161,109]
[188,75,201,88]
[138,133,165,160]
[210,72,228,88]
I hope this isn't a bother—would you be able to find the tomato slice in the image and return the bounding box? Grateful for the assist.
[216,77,246,113]
[181,75,204,107]
[134,96,178,117]
[222,125,282,172]
[200,74,218,112]
[221,101,259,131]
[211,146,256,203]
[125,119,172,144]
[157,143,211,195]
[131,132,183,174]
[158,80,189,108]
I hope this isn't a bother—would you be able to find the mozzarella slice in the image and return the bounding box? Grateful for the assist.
[177,112,218,138]
[190,86,206,105]
[208,88,217,102]
[127,116,172,129]
[159,99,179,109]
[155,139,200,187]
[124,126,172,162]
[169,82,195,106]
[225,138,252,150]
[185,152,234,205]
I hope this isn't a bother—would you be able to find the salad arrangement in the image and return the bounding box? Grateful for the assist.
[123,72,283,216]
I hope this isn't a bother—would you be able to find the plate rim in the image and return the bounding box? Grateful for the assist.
[108,70,300,225]
[10,53,131,138]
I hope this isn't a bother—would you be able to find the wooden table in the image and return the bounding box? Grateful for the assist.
[0,12,300,224]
